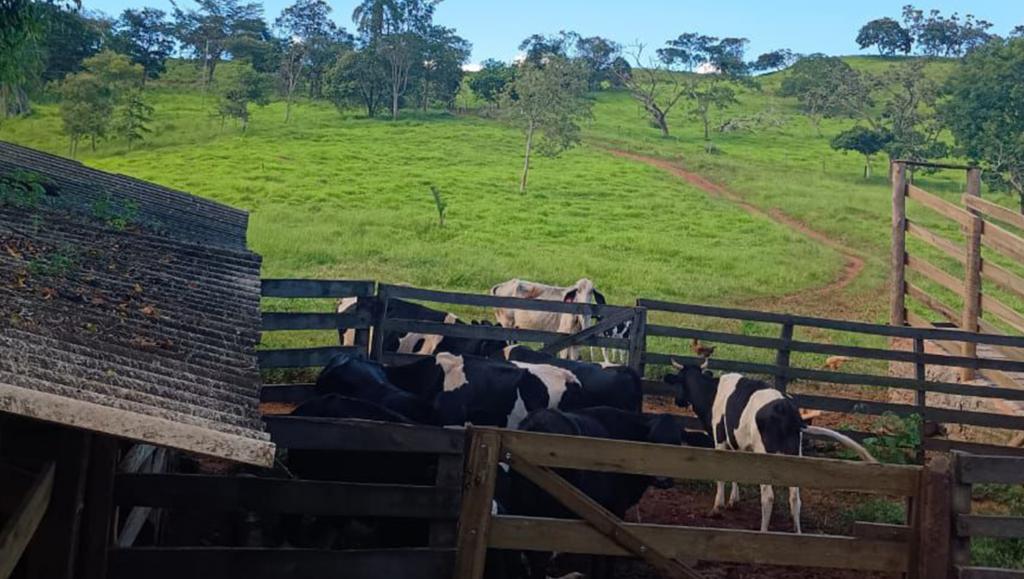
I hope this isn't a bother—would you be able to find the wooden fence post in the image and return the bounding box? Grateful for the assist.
[914,337,927,463]
[962,168,983,382]
[370,287,389,363]
[950,452,972,576]
[428,454,464,548]
[628,307,648,376]
[453,429,500,579]
[892,161,909,328]
[916,454,952,579]
[775,322,794,393]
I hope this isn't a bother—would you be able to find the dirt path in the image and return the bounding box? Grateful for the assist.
[606,148,868,312]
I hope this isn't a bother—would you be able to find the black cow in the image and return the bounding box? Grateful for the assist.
[315,351,435,424]
[664,360,876,533]
[503,345,643,412]
[503,407,686,578]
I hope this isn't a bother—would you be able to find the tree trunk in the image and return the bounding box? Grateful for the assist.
[285,93,292,123]
[702,115,710,141]
[1019,193,1023,216]
[90,135,96,151]
[392,86,400,120]
[864,156,872,179]
[519,121,535,194]
[656,112,669,137]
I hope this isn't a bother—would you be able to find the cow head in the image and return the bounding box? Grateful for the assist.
[664,358,717,410]
[562,278,600,333]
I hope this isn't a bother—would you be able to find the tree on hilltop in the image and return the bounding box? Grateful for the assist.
[856,17,912,56]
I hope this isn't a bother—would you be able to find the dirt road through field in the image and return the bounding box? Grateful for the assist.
[606,148,869,312]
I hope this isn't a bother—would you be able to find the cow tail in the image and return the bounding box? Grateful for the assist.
[801,425,877,463]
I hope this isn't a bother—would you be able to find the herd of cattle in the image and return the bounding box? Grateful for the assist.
[282,278,877,577]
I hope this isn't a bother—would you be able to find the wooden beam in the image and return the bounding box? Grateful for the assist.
[963,170,984,382]
[981,261,1024,302]
[851,522,911,542]
[256,346,351,369]
[916,455,952,579]
[260,279,375,298]
[382,318,627,350]
[907,282,961,325]
[114,474,460,519]
[959,567,1024,579]
[263,417,464,454]
[924,438,1024,458]
[260,311,372,331]
[381,284,624,317]
[982,221,1024,264]
[957,515,1024,539]
[495,428,920,495]
[539,309,636,356]
[504,452,701,579]
[956,454,1024,484]
[0,462,54,579]
[964,195,1024,231]
[488,516,908,572]
[893,162,909,326]
[907,184,973,227]
[453,429,500,579]
[108,547,453,579]
[981,294,1024,334]
[907,255,965,297]
[907,220,966,263]
[77,437,118,579]
[950,453,973,571]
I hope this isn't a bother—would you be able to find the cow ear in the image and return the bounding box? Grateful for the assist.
[563,288,579,303]
[592,289,606,305]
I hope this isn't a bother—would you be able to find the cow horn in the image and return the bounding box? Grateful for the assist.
[670,358,685,370]
[700,358,710,371]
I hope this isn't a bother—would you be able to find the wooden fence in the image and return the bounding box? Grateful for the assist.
[106,418,464,579]
[257,279,1024,458]
[950,452,1024,579]
[453,425,948,579]
[892,161,1024,389]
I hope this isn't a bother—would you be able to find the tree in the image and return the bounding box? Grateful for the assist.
[352,0,398,42]
[37,4,107,83]
[1012,25,1024,38]
[112,88,154,149]
[111,8,174,81]
[277,40,304,121]
[0,0,81,117]
[416,25,470,110]
[276,0,352,100]
[659,34,753,141]
[217,65,270,131]
[877,60,946,163]
[856,18,912,56]
[945,38,1024,212]
[830,126,892,178]
[574,34,621,89]
[518,32,571,66]
[83,50,145,90]
[612,44,688,137]
[901,6,993,57]
[468,59,515,105]
[60,72,113,155]
[326,48,388,117]
[779,54,872,135]
[750,49,796,73]
[171,0,265,88]
[501,56,592,193]
[368,0,438,119]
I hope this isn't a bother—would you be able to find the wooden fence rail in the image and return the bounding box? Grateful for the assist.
[951,452,1024,579]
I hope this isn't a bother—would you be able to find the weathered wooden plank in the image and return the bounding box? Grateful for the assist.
[951,452,974,570]
[539,309,636,355]
[894,164,909,326]
[907,220,966,263]
[495,428,920,495]
[488,516,909,572]
[263,417,464,454]
[113,474,460,518]
[851,522,911,542]
[963,171,984,383]
[959,566,1024,579]
[256,346,353,369]
[259,384,317,404]
[964,195,1024,231]
[260,311,372,331]
[927,406,1024,431]
[638,299,1024,347]
[381,284,624,317]
[453,429,500,579]
[0,462,54,579]
[957,515,1024,539]
[627,306,648,375]
[908,184,973,227]
[982,221,1024,264]
[260,279,376,298]
[77,437,118,579]
[957,454,1024,484]
[647,323,1024,373]
[907,255,965,297]
[981,294,1024,334]
[381,318,627,349]
[107,547,453,579]
[917,454,952,579]
[924,438,1024,458]
[790,394,917,417]
[645,352,1024,402]
[982,261,1024,302]
[907,282,961,325]
[505,452,701,579]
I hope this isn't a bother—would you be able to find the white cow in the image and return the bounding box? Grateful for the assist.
[489,278,604,360]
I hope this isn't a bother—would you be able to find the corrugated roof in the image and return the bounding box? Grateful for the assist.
[0,142,272,466]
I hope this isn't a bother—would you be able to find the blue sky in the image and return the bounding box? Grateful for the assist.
[83,0,1023,65]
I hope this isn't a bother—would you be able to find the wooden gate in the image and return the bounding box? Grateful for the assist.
[453,426,937,579]
[950,452,1024,579]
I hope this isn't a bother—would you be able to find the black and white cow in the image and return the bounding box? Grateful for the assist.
[503,345,643,413]
[384,353,588,428]
[588,291,632,364]
[664,360,876,533]
[336,298,506,357]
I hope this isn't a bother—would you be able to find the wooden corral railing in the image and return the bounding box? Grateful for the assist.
[640,299,1024,458]
[891,161,1024,387]
[950,452,1024,579]
[106,418,464,579]
[256,279,1024,458]
[453,426,948,579]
